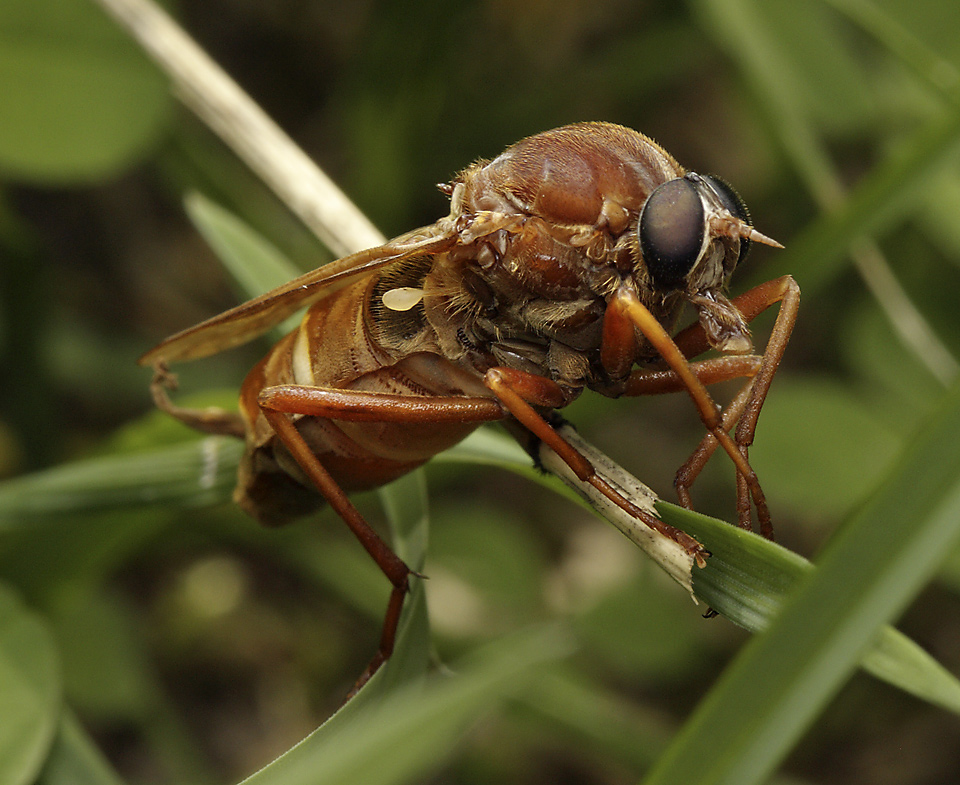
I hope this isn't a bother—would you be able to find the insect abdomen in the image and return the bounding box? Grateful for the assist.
[234,276,489,525]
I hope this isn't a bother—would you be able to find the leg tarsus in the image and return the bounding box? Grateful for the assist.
[149,363,246,438]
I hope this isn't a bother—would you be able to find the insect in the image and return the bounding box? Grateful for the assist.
[141,121,799,691]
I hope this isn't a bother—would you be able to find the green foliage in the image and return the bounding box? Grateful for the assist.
[3,1,960,784]
[0,586,61,785]
[0,0,170,183]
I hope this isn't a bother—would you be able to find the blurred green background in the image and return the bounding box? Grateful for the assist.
[3,0,960,783]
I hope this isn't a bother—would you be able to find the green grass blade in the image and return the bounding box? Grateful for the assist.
[643,380,960,785]
[0,584,62,785]
[183,191,304,336]
[665,504,960,714]
[0,437,241,528]
[861,626,960,715]
[35,711,127,785]
[238,626,573,785]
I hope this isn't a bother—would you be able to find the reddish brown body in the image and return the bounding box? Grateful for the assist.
[230,123,695,525]
[235,275,488,525]
[143,122,799,694]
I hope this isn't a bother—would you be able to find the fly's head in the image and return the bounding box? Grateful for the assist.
[636,172,781,354]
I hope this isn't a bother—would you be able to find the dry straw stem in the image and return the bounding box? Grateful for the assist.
[94,0,385,257]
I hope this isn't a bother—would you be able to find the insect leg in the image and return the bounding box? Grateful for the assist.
[724,278,800,450]
[258,386,506,423]
[671,276,800,362]
[149,363,246,438]
[258,405,410,691]
[673,277,798,537]
[624,357,760,524]
[483,367,707,563]
[665,381,756,528]
[724,276,799,538]
[628,276,800,538]
[257,385,505,692]
[623,356,762,396]
[607,286,772,533]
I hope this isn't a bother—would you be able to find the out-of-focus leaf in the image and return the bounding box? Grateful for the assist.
[53,593,159,720]
[0,437,240,527]
[784,94,960,300]
[0,583,61,785]
[183,193,305,337]
[749,376,902,518]
[843,301,946,428]
[428,503,549,627]
[870,0,960,73]
[34,711,125,785]
[0,0,170,182]
[761,0,877,134]
[238,626,573,785]
[919,167,960,258]
[699,0,960,296]
[573,570,709,683]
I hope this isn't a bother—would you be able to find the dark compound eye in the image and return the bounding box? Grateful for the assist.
[638,177,704,290]
[703,175,752,264]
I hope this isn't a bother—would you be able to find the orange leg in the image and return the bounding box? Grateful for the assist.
[620,276,800,538]
[482,367,708,565]
[257,385,504,693]
[677,277,799,538]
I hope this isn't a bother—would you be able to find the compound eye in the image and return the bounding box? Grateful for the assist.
[703,175,752,262]
[638,178,704,289]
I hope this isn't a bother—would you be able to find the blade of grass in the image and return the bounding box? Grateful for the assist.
[664,503,960,714]
[445,428,960,714]
[238,626,573,785]
[183,192,304,338]
[643,380,960,785]
[34,711,127,785]
[0,584,62,785]
[0,437,241,527]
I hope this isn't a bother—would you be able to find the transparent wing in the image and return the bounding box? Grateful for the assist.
[139,223,457,366]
